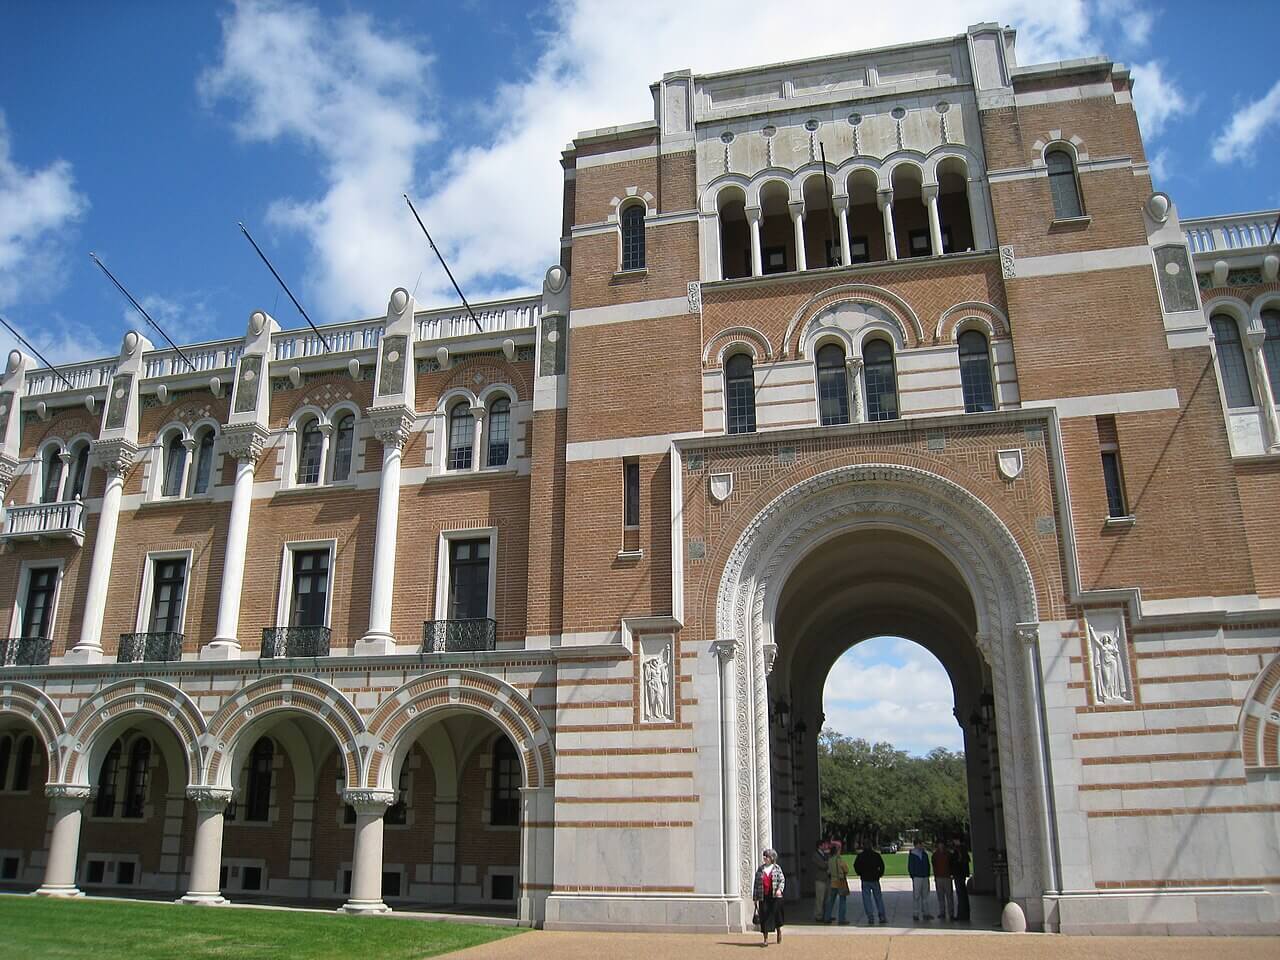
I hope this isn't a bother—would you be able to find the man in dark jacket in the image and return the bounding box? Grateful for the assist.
[950,838,971,922]
[907,838,932,921]
[852,845,888,925]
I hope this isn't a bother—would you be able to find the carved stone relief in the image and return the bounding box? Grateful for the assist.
[1085,611,1133,705]
[103,373,133,431]
[234,355,263,414]
[640,635,674,722]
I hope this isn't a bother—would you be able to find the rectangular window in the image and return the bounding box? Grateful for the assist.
[825,238,841,268]
[623,459,640,528]
[763,246,787,275]
[149,558,187,634]
[848,236,869,264]
[241,866,262,891]
[86,860,106,884]
[21,567,58,638]
[381,871,402,898]
[1,856,18,880]
[491,739,521,826]
[1097,416,1130,519]
[116,861,136,885]
[290,550,330,627]
[491,874,515,901]
[448,539,490,620]
[941,225,955,254]
[908,228,931,257]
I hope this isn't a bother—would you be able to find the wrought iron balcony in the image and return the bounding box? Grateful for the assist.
[1,636,53,666]
[117,632,184,663]
[261,625,331,659]
[422,618,497,653]
[1,501,86,545]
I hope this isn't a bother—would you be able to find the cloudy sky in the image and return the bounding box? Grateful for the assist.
[2,1,1277,755]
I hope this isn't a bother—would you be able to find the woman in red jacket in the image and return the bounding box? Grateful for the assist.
[752,848,785,946]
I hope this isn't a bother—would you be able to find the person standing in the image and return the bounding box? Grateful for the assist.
[907,838,931,922]
[812,840,830,922]
[932,840,955,921]
[950,838,971,923]
[752,848,786,946]
[852,844,888,925]
[824,841,851,925]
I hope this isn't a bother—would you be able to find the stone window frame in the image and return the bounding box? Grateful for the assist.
[274,538,338,630]
[88,730,156,823]
[429,386,521,478]
[146,418,221,503]
[434,527,498,623]
[1038,138,1088,223]
[80,851,143,888]
[0,732,38,793]
[608,190,655,276]
[133,548,195,637]
[7,557,67,644]
[280,402,361,492]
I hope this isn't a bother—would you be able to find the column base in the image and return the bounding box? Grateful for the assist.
[353,634,396,657]
[180,892,229,905]
[35,884,84,897]
[62,646,104,665]
[200,641,241,661]
[340,899,391,914]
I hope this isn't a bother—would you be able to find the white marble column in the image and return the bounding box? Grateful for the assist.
[846,358,864,423]
[178,437,195,497]
[36,785,92,896]
[207,425,266,659]
[834,197,851,267]
[54,450,71,502]
[69,441,135,663]
[317,422,333,483]
[182,787,232,904]
[341,790,394,913]
[924,184,944,256]
[359,409,413,655]
[1246,330,1280,450]
[745,206,763,277]
[713,640,741,899]
[878,190,898,261]
[470,405,486,473]
[789,201,807,272]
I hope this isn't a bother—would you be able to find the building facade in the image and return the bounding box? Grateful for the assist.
[2,22,1280,936]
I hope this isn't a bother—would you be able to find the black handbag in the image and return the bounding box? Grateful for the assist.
[752,908,760,926]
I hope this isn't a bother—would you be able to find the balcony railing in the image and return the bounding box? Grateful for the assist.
[416,296,541,342]
[1183,210,1279,254]
[422,618,497,654]
[117,632,184,663]
[1,636,53,666]
[24,359,117,397]
[272,319,385,360]
[261,626,331,658]
[143,339,243,378]
[1,501,86,545]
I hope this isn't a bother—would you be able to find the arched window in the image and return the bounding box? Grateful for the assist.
[620,203,646,271]
[1212,315,1255,408]
[330,413,355,482]
[245,737,274,822]
[41,446,63,503]
[296,418,323,485]
[12,735,33,792]
[67,442,90,500]
[490,736,520,826]
[385,757,411,825]
[94,739,121,817]
[725,353,757,435]
[863,338,899,422]
[191,428,215,495]
[958,330,996,413]
[123,738,151,818]
[815,343,850,426]
[448,402,475,470]
[1046,149,1084,219]
[162,433,187,498]
[0,735,10,790]
[1262,309,1280,400]
[486,397,511,467]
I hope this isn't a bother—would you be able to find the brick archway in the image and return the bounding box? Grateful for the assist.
[0,681,67,780]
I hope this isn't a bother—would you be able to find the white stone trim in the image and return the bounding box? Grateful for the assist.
[566,431,700,462]
[7,557,67,641]
[1013,81,1116,107]
[576,143,658,169]
[274,539,337,629]
[569,297,691,329]
[434,527,498,621]
[1022,388,1179,419]
[133,548,195,634]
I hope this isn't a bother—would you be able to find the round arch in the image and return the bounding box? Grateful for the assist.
[0,681,67,780]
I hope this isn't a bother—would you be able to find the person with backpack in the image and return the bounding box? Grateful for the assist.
[852,844,888,925]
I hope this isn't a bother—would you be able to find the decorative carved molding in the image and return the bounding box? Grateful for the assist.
[342,789,396,814]
[762,643,779,675]
[712,638,740,663]
[186,786,234,810]
[368,405,415,449]
[1015,622,1040,644]
[219,422,270,463]
[709,472,734,504]
[997,448,1024,481]
[90,438,138,476]
[687,281,702,314]
[641,637,674,723]
[45,783,94,802]
[999,245,1016,279]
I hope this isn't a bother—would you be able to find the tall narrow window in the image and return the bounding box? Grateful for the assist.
[490,736,520,826]
[296,419,323,485]
[67,443,90,500]
[191,428,215,494]
[1046,149,1084,219]
[123,738,151,819]
[1261,309,1280,400]
[816,343,850,426]
[863,339,899,422]
[958,330,996,413]
[725,353,756,435]
[94,739,121,817]
[245,737,273,822]
[486,397,510,467]
[150,557,187,634]
[162,434,187,497]
[448,403,475,471]
[448,538,490,620]
[330,414,354,482]
[1212,315,1255,408]
[21,567,58,638]
[12,736,33,792]
[623,459,640,527]
[41,447,63,503]
[290,549,330,627]
[1097,416,1130,519]
[0,736,10,791]
[385,758,411,826]
[620,204,646,271]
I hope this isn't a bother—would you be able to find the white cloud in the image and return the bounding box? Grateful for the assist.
[1212,78,1280,166]
[1129,60,1192,140]
[1149,147,1172,184]
[1095,0,1154,50]
[0,111,87,313]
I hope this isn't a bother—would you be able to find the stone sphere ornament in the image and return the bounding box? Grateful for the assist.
[123,330,140,355]
[1146,192,1171,224]
[250,310,267,336]
[390,288,410,313]
[6,349,20,373]
[544,264,567,293]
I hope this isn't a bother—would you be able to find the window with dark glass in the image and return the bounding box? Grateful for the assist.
[192,429,215,494]
[958,330,996,413]
[41,447,62,503]
[490,736,520,826]
[1262,309,1280,400]
[816,343,850,426]
[725,353,756,435]
[123,738,151,818]
[21,566,57,639]
[1212,315,1255,408]
[296,419,323,485]
[0,736,10,790]
[245,737,274,822]
[620,203,646,271]
[67,443,89,500]
[162,434,187,497]
[290,549,330,627]
[331,414,354,482]
[385,758,410,825]
[486,397,510,467]
[940,225,955,254]
[623,458,640,527]
[763,247,787,274]
[448,538,490,620]
[863,339,899,422]
[848,236,869,264]
[150,557,187,634]
[94,739,121,817]
[1097,416,1130,519]
[448,403,475,471]
[1046,149,1084,219]
[12,736,33,792]
[908,228,931,257]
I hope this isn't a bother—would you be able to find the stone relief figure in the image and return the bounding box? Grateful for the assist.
[1088,623,1130,703]
[643,644,672,721]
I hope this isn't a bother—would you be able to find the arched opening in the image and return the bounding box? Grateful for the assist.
[845,169,883,264]
[759,181,795,275]
[190,427,216,495]
[1211,314,1256,408]
[958,329,996,413]
[620,202,646,271]
[329,413,355,482]
[66,441,90,500]
[0,721,47,888]
[802,176,839,269]
[448,401,476,471]
[295,417,323,485]
[717,187,751,279]
[936,157,975,254]
[890,165,929,259]
[161,432,187,498]
[486,396,511,467]
[40,445,63,503]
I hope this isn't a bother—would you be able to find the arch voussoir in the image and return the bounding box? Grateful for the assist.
[0,680,68,781]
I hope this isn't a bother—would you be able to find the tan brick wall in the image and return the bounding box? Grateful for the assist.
[570,221,699,310]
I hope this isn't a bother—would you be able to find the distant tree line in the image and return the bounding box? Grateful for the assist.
[817,729,969,847]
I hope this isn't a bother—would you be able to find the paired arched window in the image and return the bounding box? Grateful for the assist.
[487,397,511,467]
[123,738,151,818]
[620,203,646,271]
[41,446,63,503]
[245,737,274,822]
[1046,148,1084,220]
[330,413,355,482]
[725,353,757,435]
[296,418,324,485]
[1262,309,1280,399]
[191,427,215,495]
[863,338,899,422]
[162,433,187,497]
[67,442,90,500]
[958,330,996,413]
[815,343,850,426]
[490,736,521,826]
[448,402,476,470]
[94,739,122,817]
[1211,315,1255,408]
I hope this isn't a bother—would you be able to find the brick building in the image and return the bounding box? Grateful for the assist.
[2,22,1279,935]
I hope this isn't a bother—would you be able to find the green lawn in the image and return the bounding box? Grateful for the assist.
[0,895,522,960]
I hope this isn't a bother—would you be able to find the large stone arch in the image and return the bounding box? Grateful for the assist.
[365,669,553,791]
[0,681,67,781]
[203,675,364,789]
[713,463,1051,922]
[1240,651,1280,770]
[63,678,205,787]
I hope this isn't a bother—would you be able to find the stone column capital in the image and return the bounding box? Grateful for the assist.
[712,638,740,663]
[877,189,894,210]
[185,786,234,811]
[90,439,137,477]
[1015,622,1040,644]
[45,783,94,804]
[342,789,396,815]
[921,183,940,202]
[220,422,270,463]
[368,404,415,450]
[744,205,762,224]
[832,195,850,214]
[788,200,805,220]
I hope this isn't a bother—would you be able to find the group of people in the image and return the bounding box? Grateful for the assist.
[906,837,972,923]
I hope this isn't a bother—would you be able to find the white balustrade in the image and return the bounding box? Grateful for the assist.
[23,361,117,396]
[416,296,541,342]
[1182,211,1279,254]
[272,320,384,360]
[1,501,86,539]
[142,341,243,379]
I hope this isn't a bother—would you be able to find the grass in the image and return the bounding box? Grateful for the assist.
[842,851,974,878]
[0,895,523,960]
